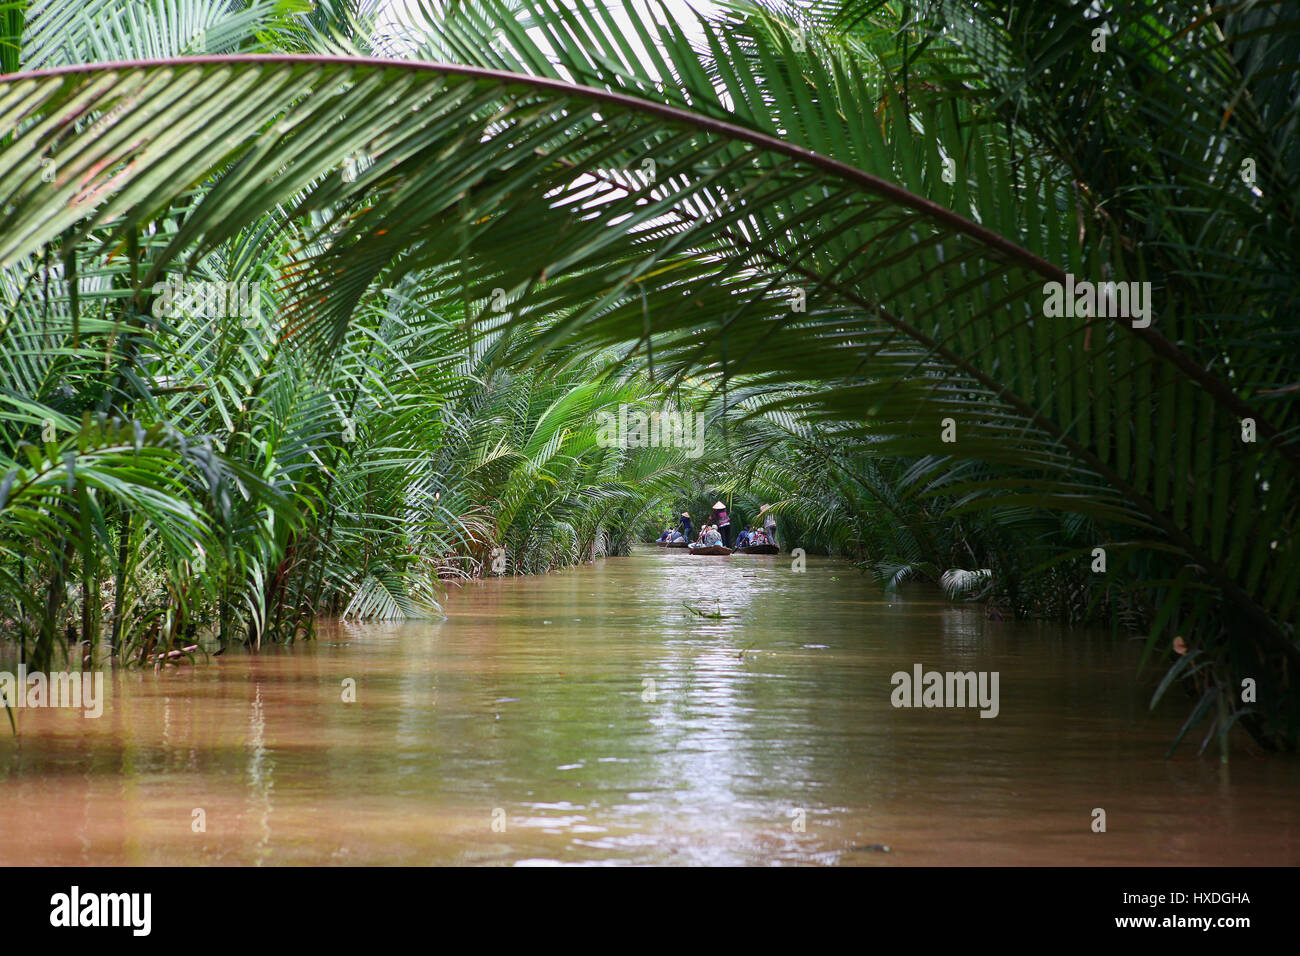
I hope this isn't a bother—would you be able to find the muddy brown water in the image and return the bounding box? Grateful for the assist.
[1,548,1297,865]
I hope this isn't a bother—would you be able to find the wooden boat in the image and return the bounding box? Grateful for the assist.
[687,545,733,555]
[665,540,688,548]
[733,543,779,555]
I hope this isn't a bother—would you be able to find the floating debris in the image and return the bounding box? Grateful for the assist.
[146,644,200,665]
[682,602,732,619]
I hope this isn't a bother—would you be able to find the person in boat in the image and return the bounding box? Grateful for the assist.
[711,501,732,548]
[734,527,752,549]
[679,511,693,542]
[657,527,673,542]
[758,504,778,548]
[690,525,723,549]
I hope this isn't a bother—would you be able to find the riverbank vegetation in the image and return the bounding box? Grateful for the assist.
[0,0,1296,754]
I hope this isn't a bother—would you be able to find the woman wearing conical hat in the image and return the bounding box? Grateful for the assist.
[711,500,731,548]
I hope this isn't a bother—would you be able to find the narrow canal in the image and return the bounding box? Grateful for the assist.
[2,548,1297,865]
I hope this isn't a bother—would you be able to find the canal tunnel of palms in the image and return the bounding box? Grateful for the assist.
[0,0,1296,756]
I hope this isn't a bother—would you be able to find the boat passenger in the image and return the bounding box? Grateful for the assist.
[712,501,732,548]
[759,504,778,548]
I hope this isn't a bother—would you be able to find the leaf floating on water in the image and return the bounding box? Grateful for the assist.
[682,602,733,619]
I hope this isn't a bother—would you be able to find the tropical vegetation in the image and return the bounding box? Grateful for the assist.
[0,0,1296,756]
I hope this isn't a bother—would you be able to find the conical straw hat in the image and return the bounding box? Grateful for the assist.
[713,501,726,509]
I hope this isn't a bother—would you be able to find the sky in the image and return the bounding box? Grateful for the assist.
[379,0,725,73]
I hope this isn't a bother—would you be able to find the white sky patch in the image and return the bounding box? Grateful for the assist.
[377,0,722,78]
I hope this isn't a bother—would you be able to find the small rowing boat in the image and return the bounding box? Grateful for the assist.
[733,544,779,555]
[687,545,732,556]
